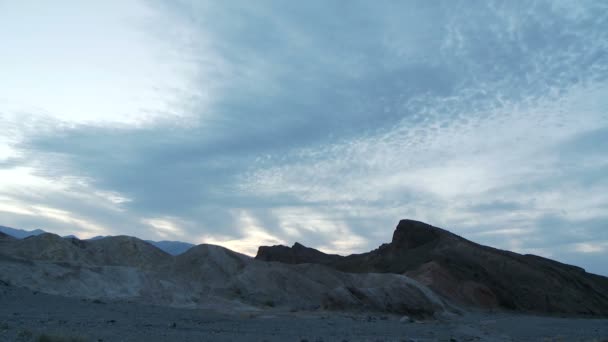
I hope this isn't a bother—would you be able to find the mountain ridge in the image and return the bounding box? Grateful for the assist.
[4,219,608,316]
[256,219,608,316]
[0,225,194,256]
[0,229,445,316]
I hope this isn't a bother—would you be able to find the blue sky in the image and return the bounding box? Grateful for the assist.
[1,1,607,275]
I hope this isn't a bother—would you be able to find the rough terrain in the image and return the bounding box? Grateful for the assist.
[0,233,444,316]
[1,285,607,342]
[2,219,608,341]
[257,219,608,316]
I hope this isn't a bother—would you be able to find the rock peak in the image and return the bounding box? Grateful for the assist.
[292,242,306,249]
[391,219,441,249]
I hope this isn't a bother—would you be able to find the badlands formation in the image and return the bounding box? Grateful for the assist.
[1,219,607,341]
[258,219,608,316]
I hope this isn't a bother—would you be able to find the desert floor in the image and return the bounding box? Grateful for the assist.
[1,286,607,342]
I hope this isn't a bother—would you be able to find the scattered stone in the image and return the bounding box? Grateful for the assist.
[399,316,414,323]
[435,311,459,321]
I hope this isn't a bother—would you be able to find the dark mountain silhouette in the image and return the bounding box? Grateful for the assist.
[0,225,194,256]
[145,240,194,256]
[256,219,608,316]
[257,242,343,265]
[0,231,15,241]
[0,225,45,239]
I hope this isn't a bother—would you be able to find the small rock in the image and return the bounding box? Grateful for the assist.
[170,322,177,328]
[399,316,414,323]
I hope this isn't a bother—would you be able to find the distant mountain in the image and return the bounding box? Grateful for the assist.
[145,240,194,256]
[0,225,46,239]
[0,225,194,256]
[257,219,608,316]
[0,231,15,241]
[87,235,108,241]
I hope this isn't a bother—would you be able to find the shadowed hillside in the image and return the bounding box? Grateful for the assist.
[257,219,608,316]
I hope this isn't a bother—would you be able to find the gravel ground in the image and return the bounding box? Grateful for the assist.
[1,286,607,342]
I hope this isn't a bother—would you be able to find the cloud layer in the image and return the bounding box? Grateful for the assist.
[1,1,607,274]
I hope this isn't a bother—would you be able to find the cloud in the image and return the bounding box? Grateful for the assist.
[467,201,528,213]
[0,1,607,274]
[0,1,200,126]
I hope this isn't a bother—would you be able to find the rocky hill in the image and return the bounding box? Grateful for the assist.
[0,232,445,317]
[256,219,608,316]
[0,225,196,256]
[3,219,606,317]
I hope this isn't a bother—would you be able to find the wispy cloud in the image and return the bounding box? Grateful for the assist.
[0,1,607,274]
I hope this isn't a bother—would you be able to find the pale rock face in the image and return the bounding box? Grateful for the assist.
[0,233,445,317]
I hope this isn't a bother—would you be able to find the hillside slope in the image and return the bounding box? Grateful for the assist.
[0,233,445,317]
[257,219,608,316]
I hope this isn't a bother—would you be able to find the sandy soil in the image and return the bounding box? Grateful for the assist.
[1,286,607,342]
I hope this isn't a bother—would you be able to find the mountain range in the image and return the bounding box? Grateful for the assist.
[0,230,443,317]
[257,219,608,316]
[0,225,194,256]
[1,219,608,317]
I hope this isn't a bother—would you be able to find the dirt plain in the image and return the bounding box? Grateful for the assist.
[1,285,607,342]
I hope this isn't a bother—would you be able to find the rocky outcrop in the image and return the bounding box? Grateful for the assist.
[87,236,172,270]
[256,242,343,265]
[256,219,608,316]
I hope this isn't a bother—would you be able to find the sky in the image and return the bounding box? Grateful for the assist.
[1,1,607,275]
